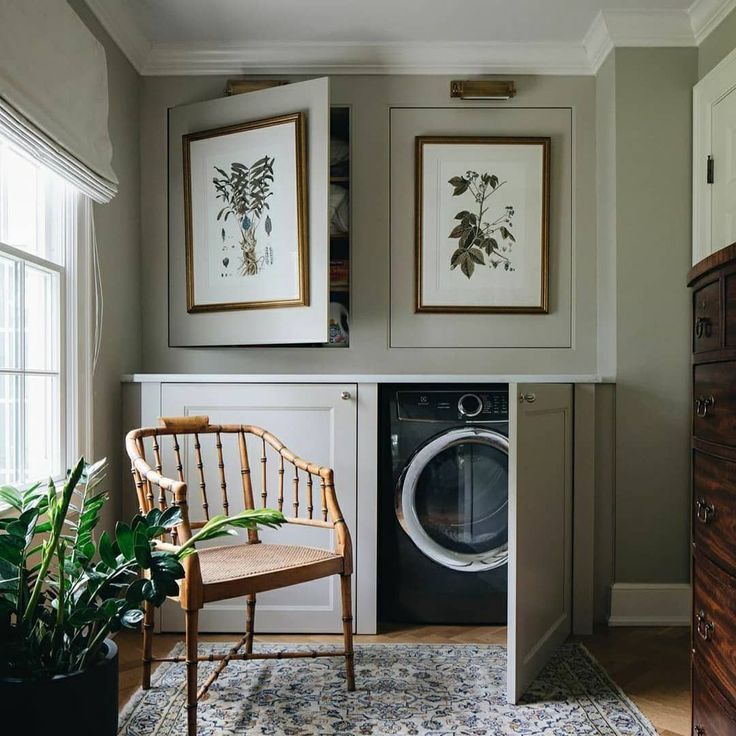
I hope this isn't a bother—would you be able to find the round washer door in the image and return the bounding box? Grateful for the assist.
[396,426,508,572]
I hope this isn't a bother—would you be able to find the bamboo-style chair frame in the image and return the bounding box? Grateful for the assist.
[125,415,354,736]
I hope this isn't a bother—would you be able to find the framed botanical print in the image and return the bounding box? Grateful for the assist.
[415,136,550,314]
[183,112,308,313]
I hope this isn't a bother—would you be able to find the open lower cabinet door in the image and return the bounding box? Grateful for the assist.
[507,383,573,703]
[168,78,330,346]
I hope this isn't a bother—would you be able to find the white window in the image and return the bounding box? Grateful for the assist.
[0,138,91,486]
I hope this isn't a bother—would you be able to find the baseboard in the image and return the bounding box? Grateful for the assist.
[607,583,690,626]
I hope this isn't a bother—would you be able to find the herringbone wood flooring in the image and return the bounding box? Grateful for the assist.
[117,624,690,735]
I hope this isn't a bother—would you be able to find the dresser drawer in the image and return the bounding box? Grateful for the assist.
[693,553,736,704]
[693,362,736,445]
[694,280,722,353]
[693,660,736,735]
[693,451,736,573]
[725,274,736,349]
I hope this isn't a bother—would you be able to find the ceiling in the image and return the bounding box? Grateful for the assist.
[84,0,736,75]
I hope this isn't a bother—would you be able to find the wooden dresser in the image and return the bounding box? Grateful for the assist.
[688,242,736,735]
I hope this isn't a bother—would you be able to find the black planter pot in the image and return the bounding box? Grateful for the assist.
[0,638,119,736]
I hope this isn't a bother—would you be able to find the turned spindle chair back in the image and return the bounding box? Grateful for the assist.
[125,415,355,736]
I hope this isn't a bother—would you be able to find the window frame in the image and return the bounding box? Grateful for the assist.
[0,142,94,490]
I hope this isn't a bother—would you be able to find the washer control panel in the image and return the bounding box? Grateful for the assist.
[396,389,508,423]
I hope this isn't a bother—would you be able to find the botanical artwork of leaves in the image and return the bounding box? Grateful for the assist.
[212,155,275,277]
[448,171,516,279]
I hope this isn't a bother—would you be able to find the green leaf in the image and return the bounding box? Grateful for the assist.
[158,506,182,530]
[0,534,25,565]
[490,174,499,188]
[121,608,145,628]
[133,527,152,568]
[125,577,147,605]
[99,531,116,568]
[0,486,22,511]
[116,522,135,560]
[181,509,285,551]
[265,215,272,236]
[454,210,471,221]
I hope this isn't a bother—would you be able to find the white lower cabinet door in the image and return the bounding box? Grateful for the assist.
[158,383,357,634]
[507,383,573,703]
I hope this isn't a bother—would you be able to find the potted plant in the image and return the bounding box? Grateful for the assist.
[0,457,284,734]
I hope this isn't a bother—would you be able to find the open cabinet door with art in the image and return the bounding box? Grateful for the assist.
[507,383,573,703]
[168,78,329,345]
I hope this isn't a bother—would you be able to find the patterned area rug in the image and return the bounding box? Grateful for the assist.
[118,642,657,735]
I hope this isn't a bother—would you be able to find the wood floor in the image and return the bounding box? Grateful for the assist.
[117,624,691,735]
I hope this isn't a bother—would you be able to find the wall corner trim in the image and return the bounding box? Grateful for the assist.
[690,0,736,45]
[608,582,691,626]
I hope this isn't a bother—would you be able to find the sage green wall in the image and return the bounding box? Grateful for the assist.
[698,6,736,78]
[139,74,597,376]
[612,47,697,584]
[67,1,142,531]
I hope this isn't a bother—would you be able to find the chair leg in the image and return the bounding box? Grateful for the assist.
[185,609,199,736]
[340,574,355,692]
[142,601,154,689]
[245,594,256,655]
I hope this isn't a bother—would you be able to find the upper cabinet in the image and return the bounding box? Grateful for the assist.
[168,78,334,346]
[693,49,736,266]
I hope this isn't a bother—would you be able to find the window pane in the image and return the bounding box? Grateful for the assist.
[0,254,20,369]
[24,374,60,483]
[24,265,59,371]
[0,373,21,486]
[2,147,41,254]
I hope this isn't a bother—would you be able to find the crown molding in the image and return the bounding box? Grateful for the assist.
[84,2,736,77]
[141,41,591,76]
[689,0,736,43]
[83,0,150,73]
[584,9,696,73]
[602,9,695,46]
[583,13,615,73]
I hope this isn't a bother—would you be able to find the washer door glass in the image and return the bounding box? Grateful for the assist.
[397,427,508,572]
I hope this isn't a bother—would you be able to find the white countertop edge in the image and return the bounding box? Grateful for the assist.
[122,373,613,384]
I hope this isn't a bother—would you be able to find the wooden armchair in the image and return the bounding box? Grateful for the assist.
[125,415,355,736]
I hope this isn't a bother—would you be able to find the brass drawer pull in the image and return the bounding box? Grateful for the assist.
[695,316,712,339]
[695,498,715,524]
[695,395,715,417]
[696,610,714,641]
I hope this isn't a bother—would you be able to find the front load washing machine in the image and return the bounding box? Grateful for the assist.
[378,384,509,625]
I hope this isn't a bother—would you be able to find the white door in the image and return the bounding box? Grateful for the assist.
[158,382,357,633]
[712,88,736,251]
[168,78,330,345]
[507,383,573,703]
[693,49,736,264]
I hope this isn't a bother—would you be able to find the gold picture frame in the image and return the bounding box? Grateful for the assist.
[415,136,550,314]
[183,112,308,313]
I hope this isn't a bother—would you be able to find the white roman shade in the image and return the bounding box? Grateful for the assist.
[0,0,118,203]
